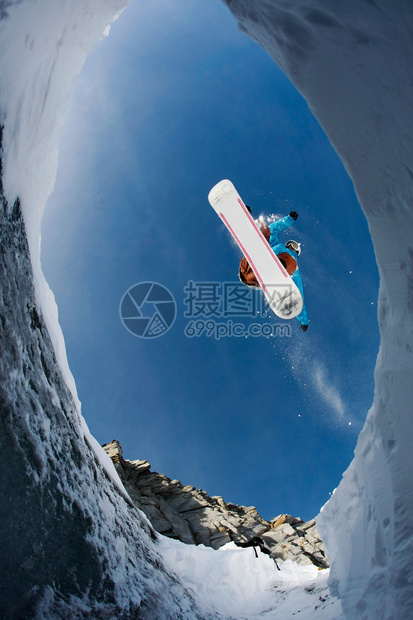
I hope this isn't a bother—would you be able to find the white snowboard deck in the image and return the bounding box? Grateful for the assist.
[208,180,303,320]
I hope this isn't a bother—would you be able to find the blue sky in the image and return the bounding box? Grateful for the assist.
[41,0,380,522]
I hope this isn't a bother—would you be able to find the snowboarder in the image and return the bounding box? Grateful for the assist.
[235,536,280,570]
[239,209,309,331]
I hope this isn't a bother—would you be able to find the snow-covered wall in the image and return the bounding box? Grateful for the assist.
[1,0,412,617]
[222,1,413,617]
[0,0,130,407]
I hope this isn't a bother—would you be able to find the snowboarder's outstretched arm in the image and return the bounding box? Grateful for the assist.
[269,212,298,245]
[269,213,295,235]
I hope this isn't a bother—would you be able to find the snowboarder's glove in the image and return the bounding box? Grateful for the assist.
[245,205,253,215]
[301,324,308,332]
[289,211,298,221]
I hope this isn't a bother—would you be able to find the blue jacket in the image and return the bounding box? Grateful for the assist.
[269,215,308,326]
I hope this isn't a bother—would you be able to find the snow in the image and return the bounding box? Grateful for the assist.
[0,0,131,499]
[1,0,412,617]
[160,538,343,619]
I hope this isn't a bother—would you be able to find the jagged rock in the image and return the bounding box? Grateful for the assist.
[103,439,329,568]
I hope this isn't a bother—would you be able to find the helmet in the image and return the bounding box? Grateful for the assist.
[286,240,301,256]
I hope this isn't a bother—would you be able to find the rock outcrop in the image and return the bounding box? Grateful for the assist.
[103,439,329,569]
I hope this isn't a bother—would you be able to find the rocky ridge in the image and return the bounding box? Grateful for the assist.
[103,439,329,569]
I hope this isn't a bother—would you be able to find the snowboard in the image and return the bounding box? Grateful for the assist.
[208,179,303,319]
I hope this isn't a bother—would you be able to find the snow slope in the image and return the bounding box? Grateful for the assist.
[160,538,343,619]
[222,1,413,617]
[0,0,131,497]
[1,0,412,617]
